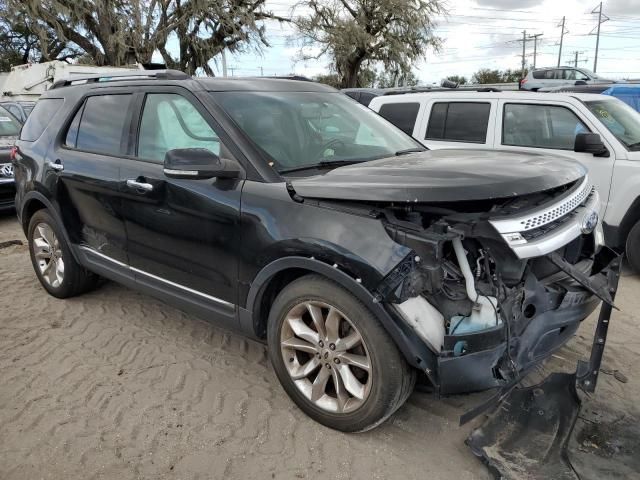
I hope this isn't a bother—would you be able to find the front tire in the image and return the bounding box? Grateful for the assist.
[27,209,100,298]
[626,220,640,274]
[267,274,415,432]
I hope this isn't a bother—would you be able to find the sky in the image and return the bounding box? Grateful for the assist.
[207,0,640,84]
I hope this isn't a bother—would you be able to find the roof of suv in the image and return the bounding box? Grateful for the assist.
[368,90,615,104]
[42,71,337,97]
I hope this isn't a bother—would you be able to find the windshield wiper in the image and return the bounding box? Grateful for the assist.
[628,141,640,150]
[395,147,426,156]
[278,159,367,174]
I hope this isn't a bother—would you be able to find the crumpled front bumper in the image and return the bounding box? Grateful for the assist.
[437,247,621,397]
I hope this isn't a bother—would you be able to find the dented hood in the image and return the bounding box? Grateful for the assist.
[290,149,586,203]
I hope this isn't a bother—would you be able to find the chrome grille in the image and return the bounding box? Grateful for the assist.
[520,184,594,230]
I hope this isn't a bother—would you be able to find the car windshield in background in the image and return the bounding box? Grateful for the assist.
[211,91,423,173]
[0,106,21,136]
[585,99,640,150]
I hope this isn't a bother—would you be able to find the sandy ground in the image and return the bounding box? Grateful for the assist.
[1,212,638,480]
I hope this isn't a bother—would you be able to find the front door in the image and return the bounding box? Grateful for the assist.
[119,89,243,319]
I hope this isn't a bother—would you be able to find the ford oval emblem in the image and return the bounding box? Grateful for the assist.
[581,210,599,234]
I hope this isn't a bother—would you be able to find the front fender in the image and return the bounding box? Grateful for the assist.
[243,256,438,376]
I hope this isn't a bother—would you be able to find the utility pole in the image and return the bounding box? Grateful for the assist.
[521,30,527,78]
[530,33,543,69]
[591,2,609,73]
[568,51,587,68]
[229,66,235,77]
[221,49,228,77]
[260,66,264,76]
[557,16,567,67]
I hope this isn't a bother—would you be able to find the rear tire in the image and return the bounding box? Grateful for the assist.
[626,220,640,274]
[27,209,100,298]
[267,274,415,432]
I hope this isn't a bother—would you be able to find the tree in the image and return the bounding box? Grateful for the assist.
[445,75,467,85]
[377,70,419,88]
[7,0,284,75]
[471,68,528,84]
[0,0,81,70]
[295,0,444,88]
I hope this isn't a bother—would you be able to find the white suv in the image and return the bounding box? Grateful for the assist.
[520,67,613,91]
[368,91,640,272]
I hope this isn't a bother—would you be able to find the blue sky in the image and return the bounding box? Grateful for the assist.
[202,0,640,83]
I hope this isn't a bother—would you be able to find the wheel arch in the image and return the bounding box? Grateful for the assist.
[243,256,438,375]
[605,195,640,250]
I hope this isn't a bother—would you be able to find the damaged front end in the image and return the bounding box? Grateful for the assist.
[374,176,619,398]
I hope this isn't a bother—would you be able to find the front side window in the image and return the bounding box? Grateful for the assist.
[378,102,420,135]
[503,103,590,150]
[586,99,640,150]
[19,98,63,141]
[75,94,132,155]
[425,102,490,143]
[563,69,576,80]
[212,91,421,172]
[137,93,220,162]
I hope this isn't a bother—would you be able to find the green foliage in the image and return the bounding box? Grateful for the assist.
[5,0,284,74]
[445,75,467,85]
[471,68,527,84]
[295,0,444,88]
[377,70,419,88]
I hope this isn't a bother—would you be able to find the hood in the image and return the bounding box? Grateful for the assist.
[290,149,586,203]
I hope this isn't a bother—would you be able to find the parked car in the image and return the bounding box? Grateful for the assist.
[369,90,640,273]
[13,72,619,432]
[520,66,613,91]
[0,101,35,123]
[541,84,640,112]
[0,104,20,212]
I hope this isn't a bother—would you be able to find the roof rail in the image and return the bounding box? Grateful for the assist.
[383,86,503,96]
[50,69,190,89]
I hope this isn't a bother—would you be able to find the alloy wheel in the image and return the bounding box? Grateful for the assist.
[280,301,372,413]
[32,223,64,288]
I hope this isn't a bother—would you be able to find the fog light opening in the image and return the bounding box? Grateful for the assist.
[524,304,537,319]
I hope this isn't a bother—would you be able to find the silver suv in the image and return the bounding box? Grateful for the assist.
[521,66,612,91]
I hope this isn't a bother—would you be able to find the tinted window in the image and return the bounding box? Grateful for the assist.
[532,70,546,79]
[425,102,490,143]
[4,104,22,121]
[65,103,85,148]
[0,106,21,136]
[359,93,377,106]
[378,103,420,135]
[138,93,220,162]
[76,95,131,155]
[19,98,63,141]
[503,103,590,150]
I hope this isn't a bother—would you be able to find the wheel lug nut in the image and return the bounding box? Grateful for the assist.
[318,341,324,348]
[329,343,335,350]
[326,364,331,369]
[334,358,340,364]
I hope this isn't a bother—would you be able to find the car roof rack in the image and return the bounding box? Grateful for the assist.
[50,69,190,89]
[383,86,503,96]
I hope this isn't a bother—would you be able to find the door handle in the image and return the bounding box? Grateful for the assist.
[47,159,64,171]
[126,178,154,192]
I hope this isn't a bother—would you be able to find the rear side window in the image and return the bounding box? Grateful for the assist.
[425,102,491,143]
[378,102,420,135]
[19,98,63,141]
[502,103,590,150]
[74,94,132,155]
[532,70,546,79]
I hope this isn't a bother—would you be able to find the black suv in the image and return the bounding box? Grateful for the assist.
[13,71,620,432]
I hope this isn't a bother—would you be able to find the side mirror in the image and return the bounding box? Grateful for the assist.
[574,80,588,86]
[163,148,241,179]
[574,133,610,157]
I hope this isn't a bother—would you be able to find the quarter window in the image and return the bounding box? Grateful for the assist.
[20,98,63,141]
[75,94,132,155]
[502,103,590,150]
[137,93,220,162]
[378,102,420,135]
[425,102,491,143]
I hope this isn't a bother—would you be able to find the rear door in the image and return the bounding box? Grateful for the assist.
[54,91,134,264]
[118,87,243,321]
[417,99,497,150]
[495,99,615,211]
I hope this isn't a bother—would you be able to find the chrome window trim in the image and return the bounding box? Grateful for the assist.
[79,246,234,308]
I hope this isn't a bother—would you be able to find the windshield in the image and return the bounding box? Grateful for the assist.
[585,99,640,150]
[211,91,423,173]
[0,106,21,136]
